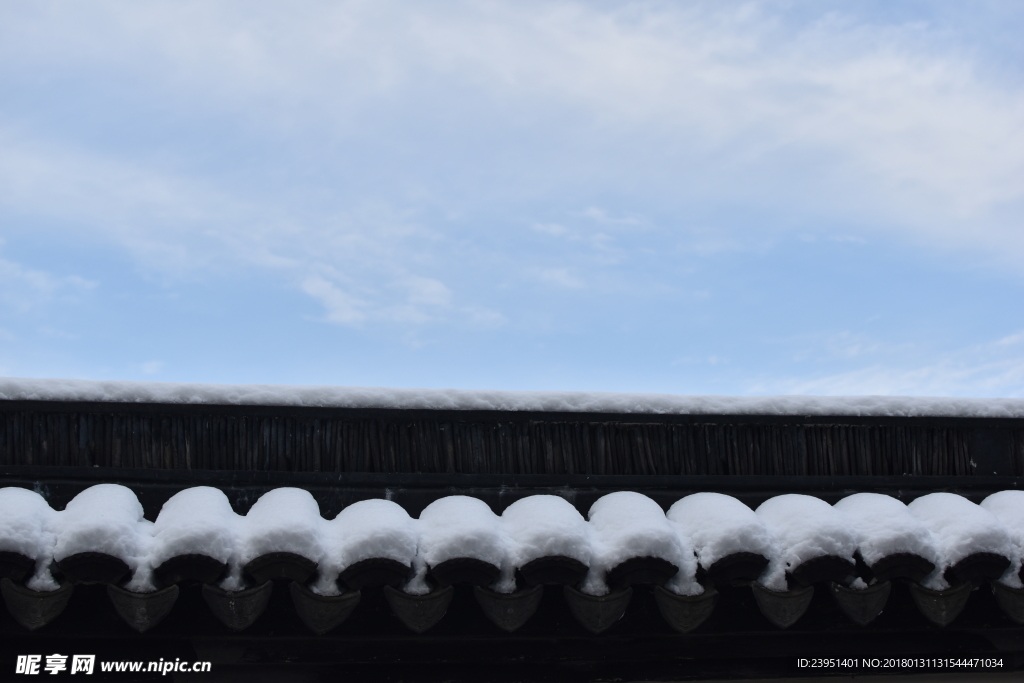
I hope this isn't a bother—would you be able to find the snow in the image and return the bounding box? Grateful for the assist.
[501,495,591,567]
[499,495,591,591]
[8,483,1024,596]
[0,488,60,591]
[53,484,152,591]
[216,488,326,591]
[907,492,1017,590]
[833,493,940,579]
[408,495,506,594]
[149,487,240,570]
[755,494,857,591]
[582,491,701,597]
[233,488,325,586]
[3,377,1024,417]
[313,499,418,596]
[982,491,1024,587]
[667,493,771,571]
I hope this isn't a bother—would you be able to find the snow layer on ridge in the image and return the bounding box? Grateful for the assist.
[667,493,771,570]
[408,496,506,594]
[499,495,591,591]
[53,484,151,588]
[582,491,701,597]
[981,491,1024,587]
[908,493,1017,590]
[314,499,418,596]
[149,487,240,569]
[756,494,857,591]
[227,488,325,590]
[0,488,60,591]
[3,377,1024,418]
[833,493,940,575]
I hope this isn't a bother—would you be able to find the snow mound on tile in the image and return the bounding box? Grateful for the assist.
[149,487,240,569]
[314,499,419,596]
[53,484,147,563]
[53,484,151,589]
[0,487,58,564]
[0,488,60,591]
[908,492,1016,590]
[834,493,940,573]
[225,488,325,590]
[667,493,771,570]
[408,496,506,595]
[501,495,591,567]
[582,491,700,597]
[756,494,857,591]
[981,491,1024,588]
[499,495,591,591]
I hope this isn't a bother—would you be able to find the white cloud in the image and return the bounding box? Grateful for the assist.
[534,267,585,290]
[301,275,366,326]
[0,128,480,327]
[532,222,570,237]
[141,360,164,374]
[579,207,641,226]
[0,252,96,311]
[996,331,1024,347]
[404,276,451,307]
[770,331,1024,398]
[38,327,80,340]
[464,306,506,330]
[0,126,246,274]
[781,359,1024,398]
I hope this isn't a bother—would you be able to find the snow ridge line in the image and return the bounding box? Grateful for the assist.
[3,377,1024,417]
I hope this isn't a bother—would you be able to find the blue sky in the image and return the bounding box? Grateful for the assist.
[1,0,1022,397]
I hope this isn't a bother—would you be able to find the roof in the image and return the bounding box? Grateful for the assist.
[1,480,1023,681]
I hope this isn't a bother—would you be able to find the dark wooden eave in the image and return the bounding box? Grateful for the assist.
[2,398,1024,681]
[2,399,1022,476]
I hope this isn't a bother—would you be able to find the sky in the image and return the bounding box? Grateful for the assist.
[0,0,1022,397]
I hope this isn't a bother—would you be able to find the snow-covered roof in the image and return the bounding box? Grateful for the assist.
[2,377,1024,418]
[5,484,1024,641]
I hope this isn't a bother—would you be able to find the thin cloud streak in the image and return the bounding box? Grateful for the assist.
[0,253,96,312]
[771,332,1024,398]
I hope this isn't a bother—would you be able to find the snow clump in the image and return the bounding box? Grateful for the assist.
[53,484,153,591]
[314,498,419,596]
[0,487,60,591]
[408,496,506,595]
[981,490,1024,587]
[582,491,700,597]
[224,488,325,591]
[833,492,940,583]
[755,494,856,592]
[149,486,240,584]
[667,493,771,571]
[499,495,591,591]
[907,492,1016,590]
